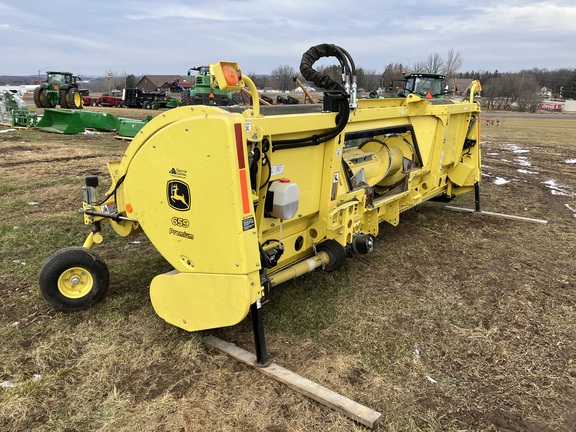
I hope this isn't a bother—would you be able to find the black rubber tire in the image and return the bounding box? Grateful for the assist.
[317,239,347,272]
[90,100,98,107]
[59,89,69,108]
[115,101,122,108]
[34,87,52,108]
[39,247,109,311]
[181,92,190,106]
[66,88,83,109]
[33,87,43,108]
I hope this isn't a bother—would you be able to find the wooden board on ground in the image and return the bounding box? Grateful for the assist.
[444,206,548,225]
[113,135,133,141]
[203,335,382,429]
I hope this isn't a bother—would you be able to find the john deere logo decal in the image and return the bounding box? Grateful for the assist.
[167,180,190,211]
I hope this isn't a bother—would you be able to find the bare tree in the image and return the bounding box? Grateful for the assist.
[411,61,427,73]
[356,68,381,92]
[443,49,463,79]
[381,63,406,95]
[483,74,520,110]
[424,53,445,73]
[516,73,540,112]
[246,72,268,89]
[270,65,297,91]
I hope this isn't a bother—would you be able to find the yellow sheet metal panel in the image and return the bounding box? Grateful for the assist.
[150,270,259,332]
[123,110,261,275]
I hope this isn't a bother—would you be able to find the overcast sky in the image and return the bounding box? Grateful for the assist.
[1,0,575,78]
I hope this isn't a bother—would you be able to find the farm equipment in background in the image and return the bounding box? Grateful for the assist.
[397,72,448,99]
[1,90,37,127]
[83,97,98,106]
[181,66,233,106]
[152,95,180,109]
[39,44,482,365]
[33,71,83,109]
[35,109,152,135]
[98,95,125,108]
[276,95,299,105]
[123,88,165,109]
[293,75,317,103]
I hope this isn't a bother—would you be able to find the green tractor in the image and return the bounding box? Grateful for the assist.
[180,66,233,106]
[33,71,83,109]
[397,72,447,99]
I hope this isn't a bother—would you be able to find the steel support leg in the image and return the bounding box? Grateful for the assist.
[474,182,481,212]
[251,300,271,368]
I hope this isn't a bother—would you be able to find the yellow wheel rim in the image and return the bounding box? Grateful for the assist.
[57,267,94,299]
[74,92,82,106]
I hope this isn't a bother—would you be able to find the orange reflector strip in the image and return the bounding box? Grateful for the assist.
[234,123,250,214]
[209,92,214,98]
[239,170,250,214]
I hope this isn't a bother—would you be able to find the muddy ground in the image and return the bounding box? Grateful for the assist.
[1,111,575,431]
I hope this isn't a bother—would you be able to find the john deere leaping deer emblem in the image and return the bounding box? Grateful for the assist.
[167,180,190,211]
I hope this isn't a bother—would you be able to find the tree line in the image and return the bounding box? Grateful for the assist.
[262,50,576,112]
[81,50,576,111]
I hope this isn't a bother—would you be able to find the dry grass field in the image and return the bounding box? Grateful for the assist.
[1,109,575,431]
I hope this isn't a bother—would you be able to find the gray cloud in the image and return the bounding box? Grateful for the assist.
[1,0,574,76]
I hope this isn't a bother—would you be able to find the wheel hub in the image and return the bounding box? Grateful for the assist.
[57,267,93,299]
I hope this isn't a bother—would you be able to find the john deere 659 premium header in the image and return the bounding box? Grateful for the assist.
[40,44,481,364]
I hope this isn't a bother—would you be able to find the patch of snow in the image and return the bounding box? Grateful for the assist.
[564,159,576,164]
[425,375,438,384]
[517,169,539,175]
[543,180,573,197]
[494,177,510,185]
[507,144,529,154]
[516,157,532,167]
[0,128,16,133]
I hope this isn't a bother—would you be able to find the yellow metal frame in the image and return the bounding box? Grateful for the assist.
[80,61,482,333]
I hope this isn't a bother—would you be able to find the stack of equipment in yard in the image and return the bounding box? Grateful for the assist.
[1,90,37,127]
[152,95,180,109]
[33,72,83,109]
[39,44,482,365]
[35,109,151,136]
[123,88,165,109]
[35,109,85,134]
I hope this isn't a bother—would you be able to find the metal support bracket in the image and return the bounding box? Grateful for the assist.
[250,300,271,368]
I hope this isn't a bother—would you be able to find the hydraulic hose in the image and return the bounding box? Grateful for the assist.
[272,43,355,151]
[299,43,347,92]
